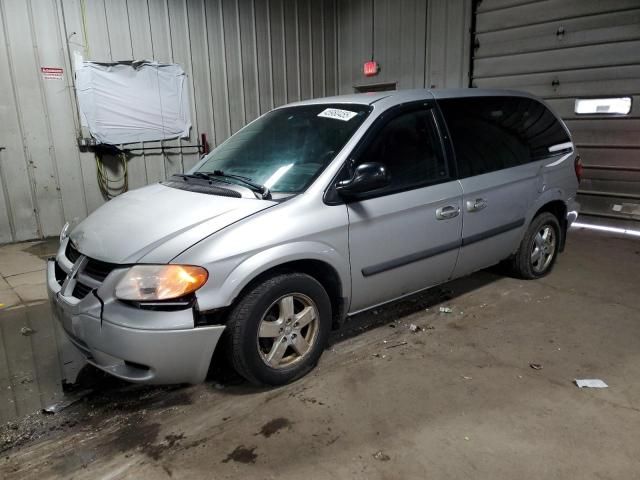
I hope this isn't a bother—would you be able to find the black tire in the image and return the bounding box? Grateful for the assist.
[509,212,561,279]
[224,272,332,386]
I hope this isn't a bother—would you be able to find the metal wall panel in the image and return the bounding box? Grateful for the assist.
[1,0,472,243]
[337,0,472,92]
[473,0,640,222]
[0,0,338,243]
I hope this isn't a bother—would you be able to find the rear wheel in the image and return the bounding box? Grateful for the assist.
[509,212,561,279]
[224,272,331,386]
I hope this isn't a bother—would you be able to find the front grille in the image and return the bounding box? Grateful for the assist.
[72,281,93,299]
[54,262,66,286]
[83,258,118,282]
[66,242,81,263]
[58,242,119,300]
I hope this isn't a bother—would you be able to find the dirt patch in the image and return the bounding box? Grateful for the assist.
[0,369,191,455]
[257,417,292,438]
[142,433,186,461]
[104,416,162,455]
[222,445,258,464]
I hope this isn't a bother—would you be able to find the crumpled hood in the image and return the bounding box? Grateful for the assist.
[70,183,275,263]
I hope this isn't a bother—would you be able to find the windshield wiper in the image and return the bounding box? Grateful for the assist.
[198,170,271,199]
[178,172,213,181]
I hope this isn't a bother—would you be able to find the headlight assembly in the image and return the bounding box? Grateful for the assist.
[115,265,209,301]
[60,217,79,244]
[60,221,71,243]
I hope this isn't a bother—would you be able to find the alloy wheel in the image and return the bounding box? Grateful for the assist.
[531,224,556,273]
[256,293,320,369]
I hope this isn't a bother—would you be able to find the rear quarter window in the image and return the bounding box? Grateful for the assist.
[438,96,570,178]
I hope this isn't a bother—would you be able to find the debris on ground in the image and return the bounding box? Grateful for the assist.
[409,324,421,333]
[42,390,92,414]
[575,379,608,388]
[464,436,470,441]
[372,353,387,359]
[384,341,407,349]
[20,326,36,336]
[462,376,472,380]
[373,450,391,461]
[439,306,452,314]
[529,363,543,370]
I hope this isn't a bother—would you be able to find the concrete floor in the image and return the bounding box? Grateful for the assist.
[0,240,52,308]
[0,228,639,479]
[0,239,71,420]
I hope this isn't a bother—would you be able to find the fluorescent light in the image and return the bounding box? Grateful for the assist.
[571,222,640,237]
[264,163,294,189]
[575,97,631,115]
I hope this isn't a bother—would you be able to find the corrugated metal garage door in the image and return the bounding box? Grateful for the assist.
[471,0,640,223]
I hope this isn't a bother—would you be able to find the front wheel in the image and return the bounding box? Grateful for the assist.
[509,212,561,279]
[224,272,332,386]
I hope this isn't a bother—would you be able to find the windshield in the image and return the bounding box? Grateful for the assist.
[196,104,371,193]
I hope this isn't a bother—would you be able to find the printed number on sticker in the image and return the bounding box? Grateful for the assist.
[318,108,358,121]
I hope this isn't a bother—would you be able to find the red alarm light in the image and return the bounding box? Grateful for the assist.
[364,61,379,77]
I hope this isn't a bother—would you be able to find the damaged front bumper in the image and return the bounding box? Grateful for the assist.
[47,259,225,384]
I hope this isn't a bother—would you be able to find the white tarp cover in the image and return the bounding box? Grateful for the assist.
[76,61,191,144]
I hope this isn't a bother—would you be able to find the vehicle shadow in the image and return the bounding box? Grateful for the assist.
[332,268,503,344]
[204,267,505,395]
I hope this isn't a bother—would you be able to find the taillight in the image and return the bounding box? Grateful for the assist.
[574,155,583,183]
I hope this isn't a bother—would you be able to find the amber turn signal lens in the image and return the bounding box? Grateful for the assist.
[115,265,209,301]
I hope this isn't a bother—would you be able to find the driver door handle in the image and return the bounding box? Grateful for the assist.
[435,205,460,220]
[466,198,487,212]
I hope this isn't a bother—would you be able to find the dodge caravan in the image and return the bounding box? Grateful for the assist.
[48,89,580,386]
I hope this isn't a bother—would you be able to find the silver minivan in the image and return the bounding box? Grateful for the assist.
[48,89,580,386]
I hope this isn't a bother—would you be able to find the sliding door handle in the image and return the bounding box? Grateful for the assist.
[466,198,487,212]
[436,205,460,220]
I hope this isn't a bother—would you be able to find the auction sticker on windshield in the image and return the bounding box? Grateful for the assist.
[318,108,358,121]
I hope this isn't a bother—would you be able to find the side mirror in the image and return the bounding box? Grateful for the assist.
[335,162,389,197]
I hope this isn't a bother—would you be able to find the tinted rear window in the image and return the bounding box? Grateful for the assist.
[439,96,570,177]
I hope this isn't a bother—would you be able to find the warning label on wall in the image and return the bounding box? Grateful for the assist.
[41,67,63,80]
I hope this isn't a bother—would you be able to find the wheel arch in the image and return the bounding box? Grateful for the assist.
[200,242,350,328]
[531,199,568,251]
[237,259,346,329]
[523,189,569,251]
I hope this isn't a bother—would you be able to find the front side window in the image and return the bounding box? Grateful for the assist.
[439,96,570,177]
[196,104,371,194]
[353,108,448,194]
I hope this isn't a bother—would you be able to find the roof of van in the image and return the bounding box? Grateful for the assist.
[285,88,540,108]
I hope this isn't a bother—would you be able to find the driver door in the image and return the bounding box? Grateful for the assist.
[344,103,463,312]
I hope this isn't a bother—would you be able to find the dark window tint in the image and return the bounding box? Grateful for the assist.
[439,96,570,177]
[355,108,448,193]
